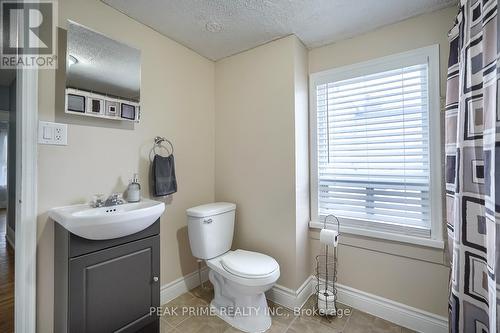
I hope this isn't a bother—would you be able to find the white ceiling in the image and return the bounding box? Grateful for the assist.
[102,0,457,61]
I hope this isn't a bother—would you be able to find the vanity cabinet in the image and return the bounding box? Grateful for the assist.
[54,220,160,333]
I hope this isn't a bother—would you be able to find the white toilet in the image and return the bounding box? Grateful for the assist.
[186,202,280,333]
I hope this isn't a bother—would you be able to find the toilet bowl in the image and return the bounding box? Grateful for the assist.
[208,249,280,332]
[186,203,280,333]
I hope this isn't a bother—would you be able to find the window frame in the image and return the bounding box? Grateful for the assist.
[309,45,444,249]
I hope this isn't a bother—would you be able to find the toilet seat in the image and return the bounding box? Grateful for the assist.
[221,249,279,279]
[206,250,280,287]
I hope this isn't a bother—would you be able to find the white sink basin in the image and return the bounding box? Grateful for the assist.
[49,199,165,240]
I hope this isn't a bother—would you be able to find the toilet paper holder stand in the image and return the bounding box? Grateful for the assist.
[323,213,340,232]
[315,214,340,316]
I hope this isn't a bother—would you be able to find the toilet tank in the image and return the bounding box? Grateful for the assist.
[186,202,236,260]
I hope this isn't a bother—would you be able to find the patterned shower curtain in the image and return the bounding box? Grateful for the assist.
[445,0,499,332]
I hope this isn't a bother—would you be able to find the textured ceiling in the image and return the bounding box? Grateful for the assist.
[67,21,141,100]
[102,0,457,61]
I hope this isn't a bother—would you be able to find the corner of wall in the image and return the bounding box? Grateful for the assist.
[292,36,311,289]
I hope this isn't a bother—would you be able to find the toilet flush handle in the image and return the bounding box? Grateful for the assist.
[203,218,213,224]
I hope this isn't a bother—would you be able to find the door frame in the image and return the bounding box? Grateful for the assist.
[14,67,38,332]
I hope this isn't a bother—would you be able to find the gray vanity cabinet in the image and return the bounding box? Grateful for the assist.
[55,220,160,333]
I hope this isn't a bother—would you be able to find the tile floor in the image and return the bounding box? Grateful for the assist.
[159,283,416,333]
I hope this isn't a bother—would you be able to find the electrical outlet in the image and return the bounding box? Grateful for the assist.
[38,121,67,145]
[54,126,66,144]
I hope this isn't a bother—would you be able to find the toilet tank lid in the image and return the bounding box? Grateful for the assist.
[186,202,236,218]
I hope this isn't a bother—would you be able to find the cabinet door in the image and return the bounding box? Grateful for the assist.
[69,236,160,333]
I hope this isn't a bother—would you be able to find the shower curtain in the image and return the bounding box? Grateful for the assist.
[445,0,499,331]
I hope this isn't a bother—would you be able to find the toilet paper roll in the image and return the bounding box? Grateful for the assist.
[319,229,339,247]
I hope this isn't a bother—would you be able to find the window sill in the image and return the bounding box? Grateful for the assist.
[309,221,445,249]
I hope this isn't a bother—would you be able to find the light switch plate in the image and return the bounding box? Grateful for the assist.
[38,121,67,145]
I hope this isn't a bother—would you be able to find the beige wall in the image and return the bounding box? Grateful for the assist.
[309,6,456,99]
[36,0,215,332]
[308,6,456,316]
[293,40,311,288]
[214,7,455,314]
[35,3,456,330]
[214,35,310,290]
[309,230,450,315]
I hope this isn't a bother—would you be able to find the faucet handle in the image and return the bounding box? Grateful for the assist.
[115,193,124,204]
[92,194,105,208]
[103,193,124,207]
[110,193,124,204]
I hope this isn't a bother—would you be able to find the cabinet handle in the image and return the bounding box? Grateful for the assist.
[153,276,159,283]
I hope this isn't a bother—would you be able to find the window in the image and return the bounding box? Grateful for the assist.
[310,45,443,247]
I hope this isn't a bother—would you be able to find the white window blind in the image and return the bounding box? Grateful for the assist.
[315,63,431,236]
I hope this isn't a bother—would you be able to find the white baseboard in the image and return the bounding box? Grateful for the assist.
[161,267,312,310]
[160,267,209,305]
[6,225,14,249]
[265,276,312,310]
[308,276,448,333]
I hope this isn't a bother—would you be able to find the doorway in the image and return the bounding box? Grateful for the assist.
[0,69,16,333]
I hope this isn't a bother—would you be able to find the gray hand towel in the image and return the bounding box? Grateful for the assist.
[153,154,177,196]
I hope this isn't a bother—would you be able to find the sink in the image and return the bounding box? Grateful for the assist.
[49,199,165,240]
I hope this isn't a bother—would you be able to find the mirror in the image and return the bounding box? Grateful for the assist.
[66,21,141,102]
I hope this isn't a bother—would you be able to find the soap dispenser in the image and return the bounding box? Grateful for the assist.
[127,173,141,202]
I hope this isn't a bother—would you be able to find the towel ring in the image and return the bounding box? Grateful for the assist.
[149,136,174,161]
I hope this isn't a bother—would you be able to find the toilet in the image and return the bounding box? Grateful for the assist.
[186,202,280,333]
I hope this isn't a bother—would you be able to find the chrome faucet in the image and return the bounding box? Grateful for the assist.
[104,193,124,207]
[92,194,105,208]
